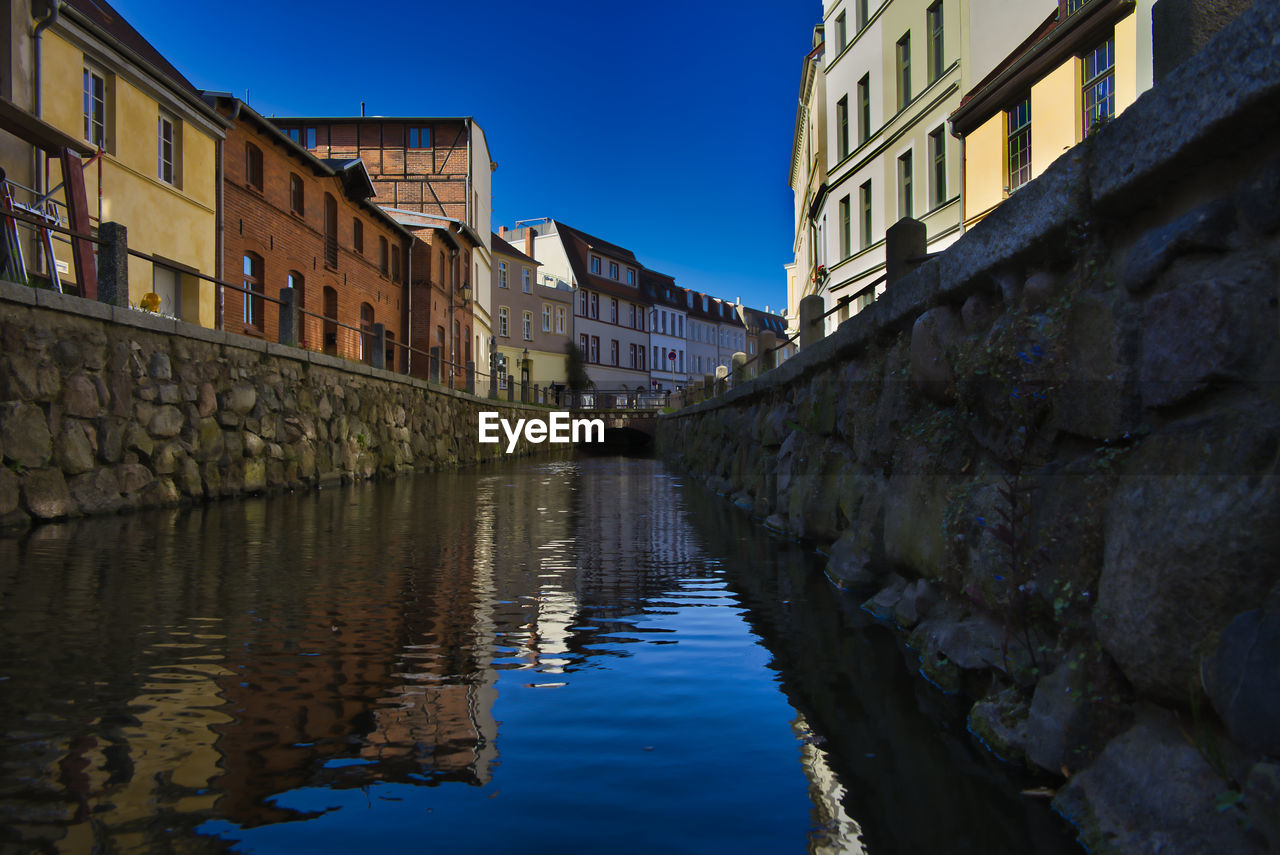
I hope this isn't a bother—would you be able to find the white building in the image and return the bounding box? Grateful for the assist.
[642,269,688,392]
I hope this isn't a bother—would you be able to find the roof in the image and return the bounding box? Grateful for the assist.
[270,115,476,125]
[684,291,745,327]
[491,232,538,265]
[381,209,485,249]
[640,269,685,309]
[62,0,225,126]
[740,306,789,334]
[552,221,648,303]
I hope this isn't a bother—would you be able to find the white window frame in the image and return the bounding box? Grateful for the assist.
[158,111,178,186]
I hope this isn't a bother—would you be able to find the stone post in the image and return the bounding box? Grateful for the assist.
[886,216,927,288]
[429,346,442,382]
[370,324,386,370]
[799,294,825,350]
[1153,0,1252,82]
[760,330,777,371]
[732,351,748,384]
[466,361,476,395]
[507,381,515,402]
[97,221,128,307]
[715,365,729,396]
[278,287,299,346]
[703,373,714,399]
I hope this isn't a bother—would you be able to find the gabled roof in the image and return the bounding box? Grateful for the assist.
[552,221,647,303]
[491,232,538,265]
[63,0,225,126]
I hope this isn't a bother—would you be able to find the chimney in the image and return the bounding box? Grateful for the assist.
[499,225,509,238]
[525,229,535,260]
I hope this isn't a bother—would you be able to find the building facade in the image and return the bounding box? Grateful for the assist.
[642,269,687,392]
[506,220,650,395]
[786,25,828,337]
[273,115,495,380]
[207,95,411,367]
[951,0,1154,228]
[814,0,966,332]
[3,0,226,323]
[684,291,724,380]
[491,231,571,394]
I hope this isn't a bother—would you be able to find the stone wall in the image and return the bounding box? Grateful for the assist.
[659,6,1279,854]
[0,280,564,529]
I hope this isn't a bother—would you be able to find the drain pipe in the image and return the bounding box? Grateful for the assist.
[31,0,60,271]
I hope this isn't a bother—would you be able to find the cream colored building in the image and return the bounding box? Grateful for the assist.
[785,25,827,337]
[952,0,1154,228]
[1,0,227,323]
[812,0,966,333]
[491,230,571,395]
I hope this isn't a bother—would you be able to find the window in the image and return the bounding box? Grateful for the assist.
[629,304,637,328]
[578,290,587,316]
[1007,95,1032,191]
[289,174,304,215]
[859,181,873,248]
[499,306,510,337]
[590,293,599,319]
[927,2,944,83]
[305,127,316,149]
[626,268,635,285]
[157,111,178,186]
[898,150,913,219]
[543,304,552,332]
[629,343,638,369]
[590,336,600,363]
[610,340,619,366]
[839,195,851,259]
[1066,0,1088,14]
[857,75,871,144]
[590,256,601,274]
[580,334,589,360]
[856,0,869,30]
[836,95,850,159]
[379,236,389,275]
[610,298,618,324]
[360,303,375,364]
[556,306,566,334]
[83,65,107,149]
[929,126,947,208]
[1082,34,1115,135]
[522,268,531,292]
[407,126,431,148]
[835,11,847,52]
[242,253,263,330]
[391,245,401,282]
[284,127,300,143]
[245,143,263,191]
[353,219,364,254]
[523,311,533,341]
[323,193,337,269]
[498,261,508,288]
[609,261,619,279]
[896,33,911,110]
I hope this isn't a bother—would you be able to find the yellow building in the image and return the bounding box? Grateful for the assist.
[951,0,1154,228]
[491,230,572,398]
[4,0,227,324]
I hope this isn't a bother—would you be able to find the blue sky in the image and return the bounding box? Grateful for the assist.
[110,0,823,314]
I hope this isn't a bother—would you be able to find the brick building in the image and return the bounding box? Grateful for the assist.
[207,95,412,368]
[272,115,495,381]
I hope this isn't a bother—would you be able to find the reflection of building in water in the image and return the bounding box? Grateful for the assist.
[793,715,868,855]
[209,478,503,825]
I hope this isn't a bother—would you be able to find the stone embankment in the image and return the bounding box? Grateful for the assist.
[660,6,1279,854]
[0,282,560,528]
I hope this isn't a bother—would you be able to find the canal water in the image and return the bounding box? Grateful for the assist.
[0,456,1078,854]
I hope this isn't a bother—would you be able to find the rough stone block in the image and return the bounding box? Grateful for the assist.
[1121,200,1236,293]
[1237,154,1280,235]
[1,401,52,468]
[20,468,72,519]
[1203,609,1280,757]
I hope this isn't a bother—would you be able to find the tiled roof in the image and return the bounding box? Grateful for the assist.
[491,232,538,264]
[63,0,202,100]
[553,221,647,303]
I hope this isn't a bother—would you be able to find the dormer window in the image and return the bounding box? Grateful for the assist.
[590,256,601,274]
[627,268,635,285]
[609,262,619,279]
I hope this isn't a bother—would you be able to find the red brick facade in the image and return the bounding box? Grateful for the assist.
[408,228,475,382]
[213,99,411,370]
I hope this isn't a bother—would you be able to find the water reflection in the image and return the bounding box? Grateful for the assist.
[0,457,1076,854]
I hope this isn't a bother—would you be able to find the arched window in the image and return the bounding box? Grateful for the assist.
[242,252,263,330]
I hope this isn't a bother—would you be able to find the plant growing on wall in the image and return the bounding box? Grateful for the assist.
[565,341,590,391]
